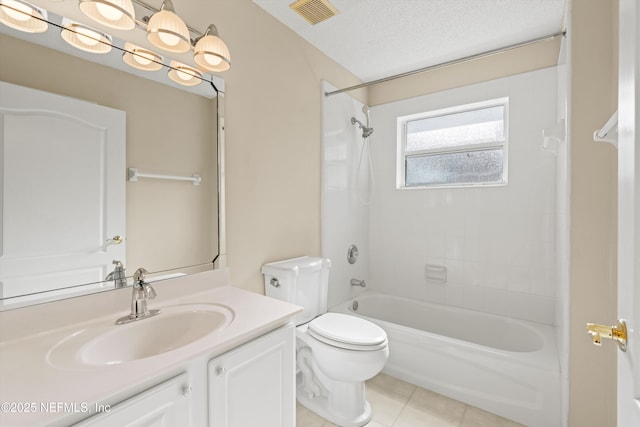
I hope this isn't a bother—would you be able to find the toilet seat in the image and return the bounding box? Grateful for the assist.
[308,313,387,351]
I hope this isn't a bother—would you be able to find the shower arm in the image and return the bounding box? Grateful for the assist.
[351,117,365,129]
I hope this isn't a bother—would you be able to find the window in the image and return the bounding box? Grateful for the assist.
[397,98,508,188]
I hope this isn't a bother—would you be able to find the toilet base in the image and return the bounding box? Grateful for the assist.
[296,388,372,427]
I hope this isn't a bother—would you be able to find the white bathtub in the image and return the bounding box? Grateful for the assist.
[331,292,561,427]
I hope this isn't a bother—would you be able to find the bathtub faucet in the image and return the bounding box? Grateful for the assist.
[350,278,366,287]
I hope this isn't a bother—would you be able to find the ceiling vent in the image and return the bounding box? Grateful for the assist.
[289,0,339,25]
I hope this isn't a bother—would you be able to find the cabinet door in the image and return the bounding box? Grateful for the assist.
[209,324,295,427]
[75,373,192,427]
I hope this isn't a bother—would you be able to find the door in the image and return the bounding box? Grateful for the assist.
[617,0,640,424]
[0,81,126,301]
[208,324,296,427]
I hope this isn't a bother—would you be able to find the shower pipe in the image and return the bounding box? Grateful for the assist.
[325,30,567,97]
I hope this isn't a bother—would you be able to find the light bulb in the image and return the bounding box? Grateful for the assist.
[158,31,180,47]
[202,53,222,66]
[176,68,193,81]
[79,0,135,30]
[95,2,123,21]
[133,51,153,65]
[75,27,100,46]
[61,19,112,54]
[168,60,201,86]
[122,42,163,71]
[2,0,31,21]
[0,0,48,33]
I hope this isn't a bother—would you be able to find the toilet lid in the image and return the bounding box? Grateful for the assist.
[308,313,387,350]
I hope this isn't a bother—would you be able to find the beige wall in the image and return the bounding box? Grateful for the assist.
[369,38,561,106]
[0,34,217,276]
[568,1,618,426]
[205,1,365,293]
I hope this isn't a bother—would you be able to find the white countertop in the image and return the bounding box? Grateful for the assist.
[0,269,301,426]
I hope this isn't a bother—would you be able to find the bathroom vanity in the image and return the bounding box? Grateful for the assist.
[0,269,301,426]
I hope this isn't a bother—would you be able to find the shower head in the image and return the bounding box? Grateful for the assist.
[351,117,374,139]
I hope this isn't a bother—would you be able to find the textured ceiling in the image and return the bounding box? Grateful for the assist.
[253,0,567,82]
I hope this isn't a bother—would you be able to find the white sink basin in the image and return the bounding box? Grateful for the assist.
[47,303,234,368]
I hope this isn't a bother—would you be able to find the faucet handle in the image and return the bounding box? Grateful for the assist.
[145,284,157,300]
[133,267,149,285]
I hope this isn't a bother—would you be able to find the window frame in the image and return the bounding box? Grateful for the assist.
[396,97,509,189]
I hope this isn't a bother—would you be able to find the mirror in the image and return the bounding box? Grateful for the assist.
[0,5,223,309]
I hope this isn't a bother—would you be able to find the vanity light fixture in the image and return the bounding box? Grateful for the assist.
[0,0,47,33]
[167,60,201,86]
[193,24,230,73]
[61,18,112,54]
[122,42,163,71]
[1,0,232,89]
[79,0,135,31]
[146,0,190,53]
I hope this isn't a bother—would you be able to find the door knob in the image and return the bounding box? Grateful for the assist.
[586,319,627,352]
[106,235,124,246]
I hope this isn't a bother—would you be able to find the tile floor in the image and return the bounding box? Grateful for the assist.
[296,373,525,427]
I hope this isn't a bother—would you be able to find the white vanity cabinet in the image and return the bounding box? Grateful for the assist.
[72,324,295,427]
[0,272,301,427]
[208,323,295,427]
[74,373,192,426]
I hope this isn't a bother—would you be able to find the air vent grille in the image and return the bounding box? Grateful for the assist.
[289,0,339,25]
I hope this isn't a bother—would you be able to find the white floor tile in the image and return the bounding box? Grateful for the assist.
[367,373,416,399]
[296,403,326,427]
[461,405,525,427]
[296,373,523,427]
[393,402,464,427]
[366,384,409,426]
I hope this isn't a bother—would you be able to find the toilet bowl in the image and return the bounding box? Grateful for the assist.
[303,312,388,380]
[295,314,388,426]
[262,257,389,427]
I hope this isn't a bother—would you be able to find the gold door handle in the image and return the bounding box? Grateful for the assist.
[586,319,627,352]
[106,236,124,246]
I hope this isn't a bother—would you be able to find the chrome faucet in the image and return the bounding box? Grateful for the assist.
[116,268,160,325]
[105,260,127,288]
[350,278,366,287]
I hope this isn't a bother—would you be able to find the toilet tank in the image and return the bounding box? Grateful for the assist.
[261,256,331,325]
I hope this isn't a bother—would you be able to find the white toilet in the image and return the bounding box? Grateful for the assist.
[262,256,388,427]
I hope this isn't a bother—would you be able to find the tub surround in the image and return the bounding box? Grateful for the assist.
[366,68,558,326]
[0,269,301,426]
[321,68,559,325]
[321,81,371,310]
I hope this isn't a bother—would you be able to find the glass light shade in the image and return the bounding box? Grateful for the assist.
[194,33,230,72]
[61,20,112,54]
[167,60,201,86]
[122,42,163,71]
[79,0,135,30]
[146,9,190,53]
[0,0,47,33]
